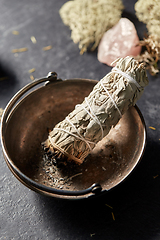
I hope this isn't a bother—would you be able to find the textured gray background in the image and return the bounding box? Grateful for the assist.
[1,0,160,239]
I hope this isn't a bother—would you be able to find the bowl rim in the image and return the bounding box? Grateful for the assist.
[0,73,147,199]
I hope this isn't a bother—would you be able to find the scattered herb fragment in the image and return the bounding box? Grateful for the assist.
[90,233,96,237]
[12,48,28,53]
[105,203,113,209]
[29,68,36,73]
[67,172,82,180]
[12,30,19,35]
[149,126,156,130]
[153,175,159,179]
[30,36,37,44]
[30,75,35,81]
[0,76,8,81]
[42,45,52,51]
[111,212,115,221]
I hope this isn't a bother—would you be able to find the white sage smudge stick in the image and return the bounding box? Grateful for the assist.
[44,57,148,165]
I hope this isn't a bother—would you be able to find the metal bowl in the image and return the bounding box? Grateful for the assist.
[1,72,146,199]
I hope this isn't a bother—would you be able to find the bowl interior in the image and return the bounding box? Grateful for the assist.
[3,79,146,195]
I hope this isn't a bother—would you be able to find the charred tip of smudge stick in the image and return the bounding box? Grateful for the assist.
[42,137,83,165]
[41,139,74,167]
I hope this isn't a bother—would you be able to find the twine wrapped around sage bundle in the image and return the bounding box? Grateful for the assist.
[44,57,148,165]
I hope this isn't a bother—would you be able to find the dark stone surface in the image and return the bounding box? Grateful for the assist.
[1,0,160,239]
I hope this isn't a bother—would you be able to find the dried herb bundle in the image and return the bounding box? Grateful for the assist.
[43,57,148,165]
[59,0,124,54]
[135,35,160,75]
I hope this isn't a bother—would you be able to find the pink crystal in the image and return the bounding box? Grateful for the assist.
[97,18,142,66]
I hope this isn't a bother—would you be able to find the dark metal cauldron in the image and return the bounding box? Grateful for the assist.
[1,72,146,200]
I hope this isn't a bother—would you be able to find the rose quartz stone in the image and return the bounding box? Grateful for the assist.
[97,18,141,66]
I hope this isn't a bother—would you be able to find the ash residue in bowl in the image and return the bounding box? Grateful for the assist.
[35,145,83,191]
[32,138,124,192]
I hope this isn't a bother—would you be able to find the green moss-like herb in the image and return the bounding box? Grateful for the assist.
[0,108,3,121]
[135,0,160,37]
[135,0,160,75]
[59,0,124,54]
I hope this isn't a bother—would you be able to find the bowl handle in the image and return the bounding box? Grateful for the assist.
[7,157,103,197]
[1,72,61,125]
[1,72,103,198]
[43,182,103,197]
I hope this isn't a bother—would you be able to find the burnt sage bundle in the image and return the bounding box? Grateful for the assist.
[44,57,148,165]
